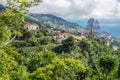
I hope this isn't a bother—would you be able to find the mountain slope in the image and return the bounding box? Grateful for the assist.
[0,4,6,12]
[25,13,82,30]
[31,14,81,28]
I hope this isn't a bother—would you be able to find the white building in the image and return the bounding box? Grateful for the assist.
[24,23,39,31]
[54,31,86,43]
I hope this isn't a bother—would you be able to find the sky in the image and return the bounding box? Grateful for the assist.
[30,0,120,19]
[0,0,120,36]
[1,0,120,19]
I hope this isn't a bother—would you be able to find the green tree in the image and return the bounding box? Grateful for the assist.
[29,57,88,80]
[0,0,42,47]
[38,36,51,45]
[27,51,56,72]
[7,0,42,11]
[62,36,75,53]
[118,64,120,78]
[98,55,118,80]
[0,49,28,80]
[0,26,11,47]
[0,0,42,79]
[79,40,92,53]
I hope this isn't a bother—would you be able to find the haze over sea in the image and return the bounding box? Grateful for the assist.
[66,19,120,37]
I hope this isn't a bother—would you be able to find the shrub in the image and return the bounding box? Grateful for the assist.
[99,55,118,80]
[29,58,88,80]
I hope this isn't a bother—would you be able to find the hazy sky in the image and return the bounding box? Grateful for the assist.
[0,0,120,19]
[29,0,120,19]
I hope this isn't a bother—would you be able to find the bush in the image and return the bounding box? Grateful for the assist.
[62,36,75,53]
[0,49,28,80]
[27,51,56,72]
[12,40,27,48]
[98,55,118,80]
[118,64,120,78]
[38,36,51,45]
[27,36,38,46]
[29,57,88,80]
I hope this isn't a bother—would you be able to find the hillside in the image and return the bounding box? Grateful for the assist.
[0,3,119,47]
[0,2,120,80]
[0,4,6,12]
[25,13,120,47]
[31,13,81,28]
[25,13,85,32]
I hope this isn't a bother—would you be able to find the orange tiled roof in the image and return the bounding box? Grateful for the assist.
[24,23,38,27]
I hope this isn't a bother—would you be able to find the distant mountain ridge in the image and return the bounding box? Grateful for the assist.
[0,4,6,12]
[26,13,82,29]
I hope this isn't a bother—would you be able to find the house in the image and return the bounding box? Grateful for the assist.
[72,35,86,40]
[53,31,63,43]
[54,31,86,43]
[24,23,39,31]
[62,33,71,39]
[113,46,118,50]
[62,33,86,40]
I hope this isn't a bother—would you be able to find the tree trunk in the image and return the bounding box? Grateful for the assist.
[106,72,109,80]
[2,35,16,47]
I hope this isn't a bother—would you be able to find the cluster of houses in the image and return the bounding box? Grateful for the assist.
[23,23,118,50]
[53,30,86,43]
[24,23,85,43]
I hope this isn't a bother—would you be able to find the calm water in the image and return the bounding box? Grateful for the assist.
[66,19,120,37]
[100,26,120,37]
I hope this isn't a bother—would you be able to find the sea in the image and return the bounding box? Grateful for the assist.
[66,19,120,37]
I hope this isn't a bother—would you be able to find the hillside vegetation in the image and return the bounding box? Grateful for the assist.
[0,1,120,80]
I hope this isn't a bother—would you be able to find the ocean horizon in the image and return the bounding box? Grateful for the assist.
[66,19,120,37]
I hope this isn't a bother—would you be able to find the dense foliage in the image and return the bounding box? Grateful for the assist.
[0,0,120,80]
